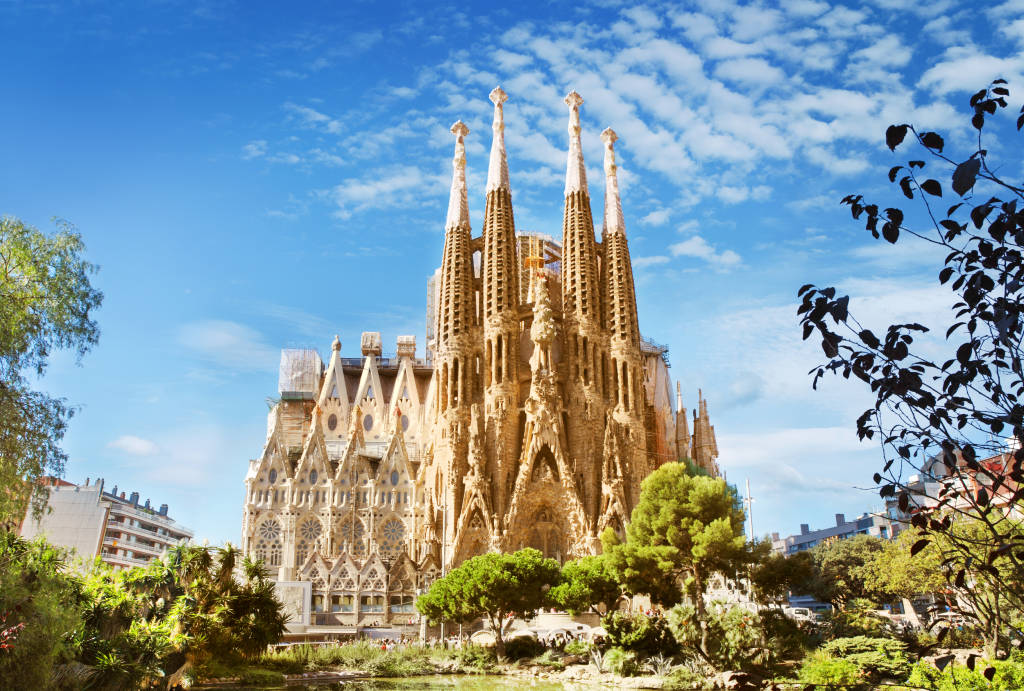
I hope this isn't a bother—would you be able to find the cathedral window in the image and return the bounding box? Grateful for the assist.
[390,470,399,486]
[269,469,278,483]
[310,470,318,484]
[401,414,409,431]
[379,518,406,556]
[327,414,337,431]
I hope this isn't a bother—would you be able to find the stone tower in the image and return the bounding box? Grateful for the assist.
[431,120,480,564]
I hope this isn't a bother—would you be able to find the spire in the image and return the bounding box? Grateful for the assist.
[676,381,682,412]
[486,87,510,193]
[445,121,470,230]
[601,127,625,237]
[564,91,588,196]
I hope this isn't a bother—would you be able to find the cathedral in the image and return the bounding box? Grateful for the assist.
[241,88,720,631]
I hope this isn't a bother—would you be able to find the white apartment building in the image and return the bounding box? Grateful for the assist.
[20,477,193,569]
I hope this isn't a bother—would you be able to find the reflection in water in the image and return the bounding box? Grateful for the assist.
[232,676,570,691]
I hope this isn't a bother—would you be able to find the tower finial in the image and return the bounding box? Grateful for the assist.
[486,87,510,192]
[446,120,470,229]
[564,90,588,196]
[601,127,625,236]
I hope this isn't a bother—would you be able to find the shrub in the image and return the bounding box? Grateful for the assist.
[504,636,545,660]
[532,649,565,670]
[563,638,592,656]
[449,643,497,673]
[665,665,711,690]
[905,655,1024,691]
[667,602,769,672]
[603,611,680,657]
[237,667,285,685]
[819,636,910,681]
[797,649,863,686]
[824,599,890,638]
[604,647,641,676]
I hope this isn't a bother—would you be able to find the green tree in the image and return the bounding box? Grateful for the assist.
[416,548,560,655]
[807,534,889,608]
[749,549,816,605]
[0,217,102,524]
[863,527,946,603]
[603,461,747,655]
[550,554,621,615]
[0,532,84,691]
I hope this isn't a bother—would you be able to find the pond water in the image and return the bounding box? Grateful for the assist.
[234,676,570,691]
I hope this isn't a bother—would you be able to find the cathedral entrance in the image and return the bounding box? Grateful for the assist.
[526,508,565,562]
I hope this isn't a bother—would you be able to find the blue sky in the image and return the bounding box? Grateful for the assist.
[3,0,1023,544]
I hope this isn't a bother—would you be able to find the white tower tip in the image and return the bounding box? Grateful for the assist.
[564,91,588,196]
[486,89,510,192]
[446,121,471,229]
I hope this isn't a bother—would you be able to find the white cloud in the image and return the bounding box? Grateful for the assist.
[641,208,670,226]
[108,435,159,456]
[178,320,279,372]
[241,140,267,159]
[669,235,742,270]
[632,255,670,268]
[919,47,1024,94]
[284,102,342,133]
[714,57,785,86]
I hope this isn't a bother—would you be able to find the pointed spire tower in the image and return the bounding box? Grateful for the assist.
[691,390,720,476]
[432,121,481,567]
[561,91,602,337]
[560,91,609,530]
[479,86,521,525]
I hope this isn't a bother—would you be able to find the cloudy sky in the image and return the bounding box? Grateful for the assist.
[3,0,1022,544]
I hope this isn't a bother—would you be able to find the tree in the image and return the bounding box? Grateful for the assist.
[0,533,84,691]
[415,548,560,655]
[797,80,1024,653]
[0,217,102,524]
[749,549,816,605]
[550,553,621,615]
[863,528,946,604]
[807,534,889,609]
[603,461,747,655]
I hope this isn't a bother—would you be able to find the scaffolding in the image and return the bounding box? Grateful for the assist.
[278,349,323,400]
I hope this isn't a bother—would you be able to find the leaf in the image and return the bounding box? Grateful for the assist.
[883,222,900,243]
[886,124,909,151]
[908,160,925,168]
[939,267,954,284]
[888,165,902,183]
[920,179,942,196]
[953,158,981,196]
[911,538,930,556]
[859,330,880,348]
[920,131,944,152]
[983,666,995,681]
[933,652,953,669]
[900,176,914,200]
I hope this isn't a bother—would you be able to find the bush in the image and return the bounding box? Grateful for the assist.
[504,636,545,660]
[532,649,565,670]
[819,636,910,681]
[563,638,592,656]
[449,643,496,673]
[604,647,641,676]
[905,655,1024,690]
[824,599,890,639]
[603,611,680,657]
[665,665,711,690]
[667,602,769,672]
[237,667,285,685]
[761,608,814,661]
[797,650,863,686]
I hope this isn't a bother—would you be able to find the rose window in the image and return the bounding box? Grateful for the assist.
[259,519,281,541]
[379,519,406,555]
[300,519,322,541]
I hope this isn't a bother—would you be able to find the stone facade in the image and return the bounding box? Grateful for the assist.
[241,88,720,629]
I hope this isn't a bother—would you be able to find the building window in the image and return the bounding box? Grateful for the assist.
[310,470,318,484]
[269,469,278,483]
[327,414,338,431]
[363,414,373,431]
[391,470,399,486]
